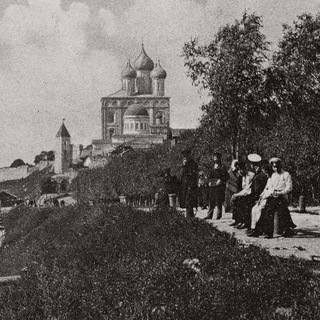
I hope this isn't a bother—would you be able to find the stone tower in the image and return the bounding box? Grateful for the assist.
[55,120,72,174]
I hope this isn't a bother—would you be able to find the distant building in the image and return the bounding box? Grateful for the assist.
[92,44,171,152]
[54,120,72,175]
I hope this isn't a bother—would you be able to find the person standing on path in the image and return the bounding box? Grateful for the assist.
[198,171,209,209]
[204,152,229,220]
[179,149,199,218]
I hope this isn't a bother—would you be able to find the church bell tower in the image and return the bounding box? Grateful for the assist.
[54,120,72,174]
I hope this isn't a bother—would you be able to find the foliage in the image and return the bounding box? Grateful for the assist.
[34,150,55,164]
[71,136,201,204]
[260,116,320,202]
[0,204,319,319]
[271,13,320,120]
[182,12,275,158]
[41,178,58,194]
[10,159,25,168]
[262,13,320,202]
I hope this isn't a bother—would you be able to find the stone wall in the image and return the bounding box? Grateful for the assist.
[0,161,53,182]
[0,165,32,182]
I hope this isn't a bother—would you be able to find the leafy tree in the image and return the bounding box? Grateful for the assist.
[264,13,320,202]
[34,150,55,164]
[182,12,275,158]
[271,13,320,120]
[47,151,55,161]
[10,159,25,168]
[41,178,58,194]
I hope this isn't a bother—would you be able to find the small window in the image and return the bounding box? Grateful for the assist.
[135,123,139,130]
[109,128,115,139]
[140,123,143,130]
[107,111,114,123]
[131,123,134,129]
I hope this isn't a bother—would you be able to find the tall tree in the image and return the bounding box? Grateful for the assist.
[34,150,55,164]
[271,13,320,121]
[264,13,320,201]
[182,12,274,158]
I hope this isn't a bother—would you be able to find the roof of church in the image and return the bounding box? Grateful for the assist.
[106,89,135,97]
[151,61,167,79]
[104,90,170,99]
[124,104,149,116]
[56,122,70,138]
[121,61,137,79]
[134,44,154,71]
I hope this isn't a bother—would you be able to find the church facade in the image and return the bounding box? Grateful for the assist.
[93,45,171,151]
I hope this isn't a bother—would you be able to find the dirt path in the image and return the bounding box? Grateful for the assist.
[195,208,320,261]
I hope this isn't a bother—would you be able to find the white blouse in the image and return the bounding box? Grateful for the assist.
[262,169,292,198]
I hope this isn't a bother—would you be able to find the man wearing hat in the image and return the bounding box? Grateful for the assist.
[258,157,296,238]
[180,149,199,218]
[231,154,268,229]
[204,152,229,220]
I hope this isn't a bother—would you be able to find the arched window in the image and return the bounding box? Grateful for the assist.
[107,111,115,123]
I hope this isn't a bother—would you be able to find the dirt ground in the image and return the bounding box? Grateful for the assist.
[195,207,320,262]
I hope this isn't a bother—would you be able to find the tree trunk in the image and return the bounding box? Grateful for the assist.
[231,137,239,160]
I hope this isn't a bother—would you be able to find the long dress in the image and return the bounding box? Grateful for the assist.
[225,168,242,213]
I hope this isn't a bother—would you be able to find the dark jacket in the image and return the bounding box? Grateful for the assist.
[180,158,198,208]
[226,169,242,194]
[250,169,268,201]
[207,165,229,189]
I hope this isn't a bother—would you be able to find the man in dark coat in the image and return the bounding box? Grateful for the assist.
[179,149,198,218]
[204,152,229,220]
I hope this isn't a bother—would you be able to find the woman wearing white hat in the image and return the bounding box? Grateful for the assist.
[231,154,268,230]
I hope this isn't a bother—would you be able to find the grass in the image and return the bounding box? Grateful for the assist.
[0,204,319,319]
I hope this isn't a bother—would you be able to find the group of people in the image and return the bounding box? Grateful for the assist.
[226,154,296,238]
[156,149,296,239]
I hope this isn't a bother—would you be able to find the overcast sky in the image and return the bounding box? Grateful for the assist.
[0,0,320,167]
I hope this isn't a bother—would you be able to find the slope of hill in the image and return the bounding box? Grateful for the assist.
[0,166,53,202]
[0,204,319,319]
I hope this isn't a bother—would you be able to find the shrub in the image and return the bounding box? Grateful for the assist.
[0,204,319,319]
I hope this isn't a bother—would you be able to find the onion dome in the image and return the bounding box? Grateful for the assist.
[151,61,167,79]
[134,44,154,71]
[124,104,149,116]
[121,60,137,78]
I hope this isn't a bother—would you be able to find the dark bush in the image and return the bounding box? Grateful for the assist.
[0,204,319,319]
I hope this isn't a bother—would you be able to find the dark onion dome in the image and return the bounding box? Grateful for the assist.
[134,44,154,71]
[121,60,137,79]
[124,104,149,117]
[151,61,167,79]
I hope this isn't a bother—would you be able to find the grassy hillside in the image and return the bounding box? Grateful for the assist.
[0,204,319,319]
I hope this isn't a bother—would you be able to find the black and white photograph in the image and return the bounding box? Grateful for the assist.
[0,0,320,319]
